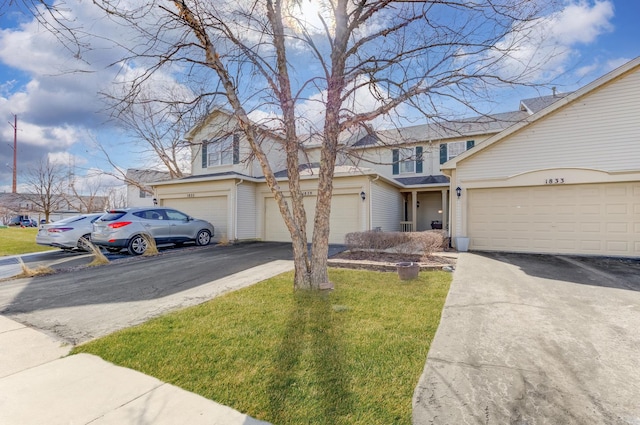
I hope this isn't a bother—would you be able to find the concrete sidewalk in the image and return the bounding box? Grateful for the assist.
[0,261,293,425]
[413,252,640,425]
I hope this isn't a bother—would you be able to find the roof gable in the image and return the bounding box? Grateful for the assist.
[441,56,640,171]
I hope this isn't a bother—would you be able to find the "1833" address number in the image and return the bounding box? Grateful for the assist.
[544,178,565,184]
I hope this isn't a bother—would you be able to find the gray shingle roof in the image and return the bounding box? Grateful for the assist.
[519,92,571,114]
[394,175,450,186]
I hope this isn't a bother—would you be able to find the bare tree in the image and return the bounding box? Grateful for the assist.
[18,0,562,289]
[22,158,65,223]
[102,88,207,179]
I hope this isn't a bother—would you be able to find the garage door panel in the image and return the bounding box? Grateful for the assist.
[467,182,637,257]
[265,194,360,244]
[163,196,228,241]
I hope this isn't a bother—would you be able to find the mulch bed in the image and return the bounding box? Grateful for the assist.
[328,250,456,272]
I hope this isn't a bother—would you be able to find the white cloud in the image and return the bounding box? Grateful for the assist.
[488,1,614,82]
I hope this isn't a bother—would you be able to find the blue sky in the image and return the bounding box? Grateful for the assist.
[0,0,639,193]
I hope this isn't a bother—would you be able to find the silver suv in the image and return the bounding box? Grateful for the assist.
[92,207,215,255]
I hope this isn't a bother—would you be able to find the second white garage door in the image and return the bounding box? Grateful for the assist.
[265,194,360,244]
[467,182,639,256]
[163,196,228,241]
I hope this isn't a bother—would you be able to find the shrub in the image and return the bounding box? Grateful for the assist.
[345,230,448,257]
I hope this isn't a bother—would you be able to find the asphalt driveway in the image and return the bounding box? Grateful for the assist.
[413,252,640,425]
[0,242,296,344]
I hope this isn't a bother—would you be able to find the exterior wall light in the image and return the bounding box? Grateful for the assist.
[456,187,462,198]
[153,197,158,205]
[360,191,366,201]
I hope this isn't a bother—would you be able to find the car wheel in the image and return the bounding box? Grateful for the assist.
[195,230,211,246]
[77,234,92,251]
[127,235,148,255]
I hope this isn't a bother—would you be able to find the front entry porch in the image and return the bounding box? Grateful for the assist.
[400,188,449,232]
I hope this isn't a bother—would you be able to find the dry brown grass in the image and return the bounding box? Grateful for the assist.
[141,233,159,256]
[216,234,230,246]
[16,258,54,278]
[84,239,110,266]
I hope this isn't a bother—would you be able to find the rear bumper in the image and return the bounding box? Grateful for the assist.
[92,238,130,248]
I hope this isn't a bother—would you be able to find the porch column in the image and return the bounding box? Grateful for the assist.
[411,190,418,232]
[441,189,448,232]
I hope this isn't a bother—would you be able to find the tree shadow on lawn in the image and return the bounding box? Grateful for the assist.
[267,291,353,424]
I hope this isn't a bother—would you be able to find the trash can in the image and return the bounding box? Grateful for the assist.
[456,237,470,252]
[396,262,420,280]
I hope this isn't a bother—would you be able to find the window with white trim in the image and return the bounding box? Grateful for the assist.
[447,141,466,160]
[399,148,415,173]
[207,135,234,167]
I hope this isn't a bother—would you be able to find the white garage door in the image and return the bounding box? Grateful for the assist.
[467,182,639,256]
[163,196,228,241]
[265,194,360,244]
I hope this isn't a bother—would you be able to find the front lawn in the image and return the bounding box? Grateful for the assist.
[72,268,451,424]
[0,226,55,256]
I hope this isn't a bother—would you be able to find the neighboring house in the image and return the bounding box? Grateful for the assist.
[151,93,559,244]
[0,192,108,224]
[442,56,640,258]
[125,169,172,207]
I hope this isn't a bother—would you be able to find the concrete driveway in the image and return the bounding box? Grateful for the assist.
[413,252,640,425]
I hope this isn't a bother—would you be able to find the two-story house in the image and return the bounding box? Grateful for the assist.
[150,94,561,244]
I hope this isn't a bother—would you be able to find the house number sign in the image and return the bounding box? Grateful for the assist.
[544,178,565,185]
[187,193,195,198]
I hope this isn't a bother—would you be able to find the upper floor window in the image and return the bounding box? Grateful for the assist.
[208,135,233,166]
[392,146,423,175]
[202,134,240,169]
[440,140,475,164]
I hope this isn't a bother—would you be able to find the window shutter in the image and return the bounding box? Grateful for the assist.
[201,141,208,168]
[392,149,399,175]
[466,140,475,150]
[439,144,447,164]
[415,146,423,173]
[233,134,240,164]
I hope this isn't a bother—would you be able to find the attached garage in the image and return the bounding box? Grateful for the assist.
[264,193,361,244]
[443,57,640,258]
[162,196,229,241]
[467,182,640,256]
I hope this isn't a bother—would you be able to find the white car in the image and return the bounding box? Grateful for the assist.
[36,213,104,251]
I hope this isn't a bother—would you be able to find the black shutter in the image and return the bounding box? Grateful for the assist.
[466,140,475,150]
[439,144,447,164]
[201,141,208,168]
[415,146,423,173]
[392,149,399,175]
[233,134,240,164]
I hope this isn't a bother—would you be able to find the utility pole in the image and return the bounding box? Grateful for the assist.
[9,114,17,193]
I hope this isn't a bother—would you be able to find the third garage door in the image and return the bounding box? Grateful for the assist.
[467,182,639,256]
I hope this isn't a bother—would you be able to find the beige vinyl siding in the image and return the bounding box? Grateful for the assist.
[467,182,640,256]
[236,183,257,239]
[371,180,402,231]
[458,69,640,181]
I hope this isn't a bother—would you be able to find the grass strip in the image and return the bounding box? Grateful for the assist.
[73,268,451,424]
[0,227,55,256]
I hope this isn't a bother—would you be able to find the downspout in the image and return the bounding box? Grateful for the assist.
[369,175,379,231]
[235,179,244,240]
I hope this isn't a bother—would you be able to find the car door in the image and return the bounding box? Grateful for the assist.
[163,209,193,241]
[133,210,173,243]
